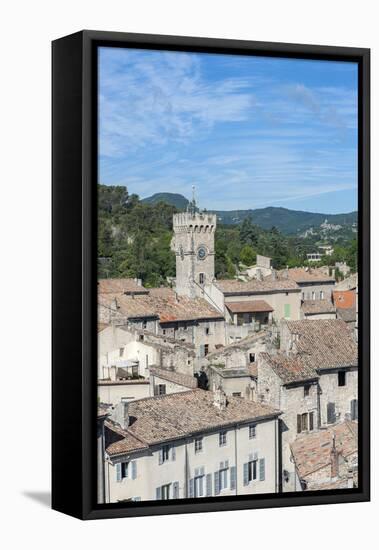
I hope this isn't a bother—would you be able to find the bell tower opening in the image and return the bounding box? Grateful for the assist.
[172,187,216,298]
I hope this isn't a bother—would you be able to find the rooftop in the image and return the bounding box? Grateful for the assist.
[301,299,336,315]
[149,366,198,389]
[99,287,223,323]
[276,267,335,284]
[337,307,356,323]
[259,352,318,385]
[334,273,357,291]
[333,290,356,309]
[215,278,300,295]
[290,421,358,478]
[105,389,280,455]
[226,300,273,314]
[283,319,358,371]
[98,278,149,295]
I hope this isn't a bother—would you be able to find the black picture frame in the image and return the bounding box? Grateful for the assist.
[52,30,370,520]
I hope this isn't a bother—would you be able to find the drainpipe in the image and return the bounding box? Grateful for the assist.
[184,439,188,498]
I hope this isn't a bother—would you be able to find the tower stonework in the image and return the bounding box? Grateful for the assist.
[173,211,217,298]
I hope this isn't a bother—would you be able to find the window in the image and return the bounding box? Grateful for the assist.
[121,462,129,479]
[205,327,210,335]
[320,290,324,299]
[139,334,144,341]
[163,329,166,335]
[232,392,241,397]
[249,424,256,439]
[219,467,228,490]
[194,472,204,497]
[195,437,203,453]
[142,320,147,329]
[304,385,310,397]
[249,353,255,363]
[297,412,314,433]
[162,445,170,463]
[161,484,170,500]
[351,399,358,420]
[284,304,291,319]
[131,365,139,378]
[248,459,258,482]
[199,273,205,285]
[312,291,316,300]
[204,344,209,356]
[155,384,166,396]
[327,402,336,424]
[338,371,346,387]
[119,347,124,357]
[219,431,227,447]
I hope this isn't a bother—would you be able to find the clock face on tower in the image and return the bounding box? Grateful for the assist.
[197,246,208,260]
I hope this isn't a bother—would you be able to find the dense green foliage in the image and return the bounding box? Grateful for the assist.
[98,185,357,284]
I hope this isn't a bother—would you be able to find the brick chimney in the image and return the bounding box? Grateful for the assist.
[330,434,339,480]
[213,386,227,411]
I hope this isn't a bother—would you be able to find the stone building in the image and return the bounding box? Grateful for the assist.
[102,389,281,503]
[275,267,335,301]
[257,352,320,491]
[290,421,358,491]
[280,319,358,427]
[301,299,336,320]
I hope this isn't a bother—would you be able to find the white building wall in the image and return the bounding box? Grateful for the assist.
[319,369,358,426]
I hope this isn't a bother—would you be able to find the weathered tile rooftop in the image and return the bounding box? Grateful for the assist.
[215,278,300,294]
[105,389,280,455]
[290,421,357,478]
[333,290,356,309]
[337,307,356,323]
[98,278,148,295]
[226,300,273,314]
[301,299,336,315]
[284,319,358,371]
[276,267,335,284]
[260,352,318,384]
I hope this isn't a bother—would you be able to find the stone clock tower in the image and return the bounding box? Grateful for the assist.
[172,196,217,298]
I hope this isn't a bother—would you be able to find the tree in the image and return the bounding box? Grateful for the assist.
[240,245,256,266]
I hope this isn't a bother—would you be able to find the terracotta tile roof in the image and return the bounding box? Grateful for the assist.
[260,352,318,384]
[333,290,355,309]
[215,278,300,294]
[284,319,358,371]
[290,421,358,478]
[301,300,336,315]
[107,390,280,453]
[149,367,198,389]
[226,300,273,314]
[98,292,158,319]
[105,420,149,456]
[99,288,223,323]
[276,267,335,284]
[98,278,148,294]
[337,307,356,323]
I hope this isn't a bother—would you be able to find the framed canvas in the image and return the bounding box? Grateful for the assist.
[52,30,370,520]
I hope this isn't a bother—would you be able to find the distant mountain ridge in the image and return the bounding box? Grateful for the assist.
[141,192,357,235]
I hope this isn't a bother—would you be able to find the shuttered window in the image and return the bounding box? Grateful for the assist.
[172,481,179,499]
[284,304,291,319]
[259,458,265,481]
[230,466,237,491]
[351,399,358,420]
[327,402,336,424]
[206,473,212,496]
[309,412,314,431]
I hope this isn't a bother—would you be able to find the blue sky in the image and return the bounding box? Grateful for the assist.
[99,47,358,213]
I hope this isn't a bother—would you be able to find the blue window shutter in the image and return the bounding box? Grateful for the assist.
[131,461,137,480]
[156,486,162,500]
[116,463,122,482]
[206,473,212,496]
[230,466,236,490]
[214,471,220,495]
[243,463,249,486]
[158,449,163,465]
[171,445,176,461]
[173,481,179,499]
[259,458,265,481]
[189,478,194,498]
